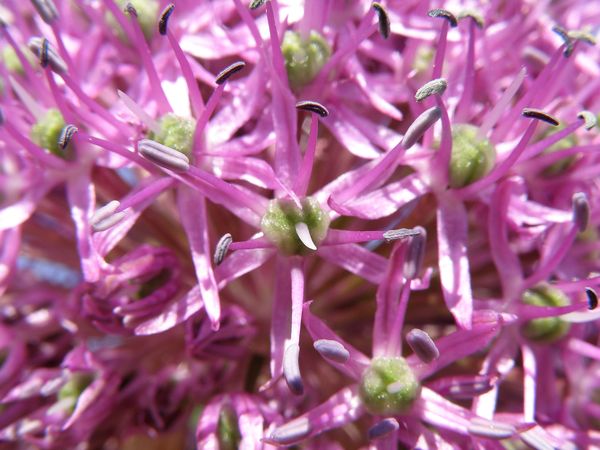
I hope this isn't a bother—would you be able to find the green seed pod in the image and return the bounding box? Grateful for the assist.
[58,373,94,412]
[2,46,35,75]
[521,285,571,343]
[358,357,421,415]
[281,30,331,89]
[260,198,330,255]
[449,124,496,188]
[538,125,578,177]
[107,0,159,42]
[217,404,241,450]
[149,113,195,156]
[30,108,66,157]
[412,46,434,74]
[136,269,170,299]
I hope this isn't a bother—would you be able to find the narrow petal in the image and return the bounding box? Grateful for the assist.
[265,386,363,446]
[178,187,221,329]
[135,287,204,335]
[66,173,102,282]
[436,192,473,328]
[317,244,387,285]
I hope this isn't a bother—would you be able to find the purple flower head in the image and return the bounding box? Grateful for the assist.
[0,0,600,448]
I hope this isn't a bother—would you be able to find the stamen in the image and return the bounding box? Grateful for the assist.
[372,3,390,39]
[295,100,329,118]
[58,124,77,150]
[467,418,516,440]
[213,233,233,266]
[269,417,311,445]
[249,0,267,9]
[406,328,439,363]
[415,78,447,102]
[31,0,58,23]
[368,418,399,440]
[427,9,458,27]
[522,108,559,126]
[458,9,484,28]
[577,110,597,130]
[158,3,175,36]
[572,192,589,232]
[401,106,441,149]
[158,7,204,117]
[215,61,246,85]
[283,343,303,395]
[28,37,66,74]
[382,228,421,242]
[138,139,190,172]
[313,339,350,363]
[568,30,597,46]
[91,201,127,232]
[124,2,138,17]
[294,222,317,251]
[403,227,426,279]
[552,25,574,56]
[586,287,598,310]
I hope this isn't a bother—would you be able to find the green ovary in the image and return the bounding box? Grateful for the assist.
[260,198,330,255]
[217,405,241,450]
[538,125,578,177]
[149,114,195,156]
[359,357,421,416]
[281,30,331,89]
[449,124,496,188]
[58,373,94,412]
[30,109,66,157]
[413,46,434,74]
[109,0,159,41]
[2,46,34,74]
[522,285,571,342]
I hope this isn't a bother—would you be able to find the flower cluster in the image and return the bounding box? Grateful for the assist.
[1,0,600,448]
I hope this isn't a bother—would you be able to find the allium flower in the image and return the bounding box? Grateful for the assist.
[1,0,600,448]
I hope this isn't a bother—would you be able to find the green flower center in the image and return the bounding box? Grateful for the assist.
[521,285,571,343]
[136,268,171,299]
[260,198,330,255]
[538,125,578,177]
[281,30,331,89]
[2,46,35,75]
[358,357,421,416]
[217,405,241,450]
[149,113,196,156]
[449,124,496,188]
[30,108,66,157]
[108,0,159,41]
[58,373,94,412]
[412,46,434,74]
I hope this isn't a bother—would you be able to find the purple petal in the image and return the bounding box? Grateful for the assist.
[135,287,204,335]
[436,192,472,328]
[178,187,221,329]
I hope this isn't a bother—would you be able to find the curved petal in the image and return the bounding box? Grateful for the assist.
[436,192,472,328]
[178,187,221,329]
[317,244,387,285]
